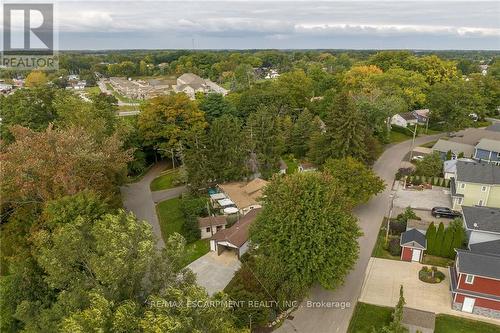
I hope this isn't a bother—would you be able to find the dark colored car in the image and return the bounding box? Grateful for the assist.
[431,207,462,219]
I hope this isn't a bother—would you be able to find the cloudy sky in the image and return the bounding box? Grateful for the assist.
[6,1,500,50]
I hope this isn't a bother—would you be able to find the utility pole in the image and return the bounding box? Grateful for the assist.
[408,122,418,161]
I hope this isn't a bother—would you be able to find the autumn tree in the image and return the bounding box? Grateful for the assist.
[25,71,48,87]
[138,93,207,156]
[1,125,132,205]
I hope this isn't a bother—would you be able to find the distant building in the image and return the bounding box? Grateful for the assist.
[0,83,13,93]
[474,138,500,165]
[298,162,317,173]
[265,69,280,79]
[432,139,475,160]
[391,112,418,128]
[217,178,268,215]
[174,73,228,99]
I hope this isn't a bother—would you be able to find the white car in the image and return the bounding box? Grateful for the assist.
[411,155,424,161]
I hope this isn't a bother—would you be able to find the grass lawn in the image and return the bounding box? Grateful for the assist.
[371,221,401,261]
[156,198,209,265]
[435,314,500,333]
[422,254,454,268]
[388,130,413,144]
[85,86,101,95]
[347,302,392,333]
[150,169,181,191]
[347,303,500,333]
[182,239,210,266]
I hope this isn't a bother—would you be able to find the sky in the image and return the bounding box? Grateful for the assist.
[4,1,500,50]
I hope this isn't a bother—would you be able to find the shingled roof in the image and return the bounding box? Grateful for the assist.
[211,208,261,247]
[198,215,227,228]
[456,249,500,280]
[462,206,500,234]
[456,160,500,184]
[400,228,427,249]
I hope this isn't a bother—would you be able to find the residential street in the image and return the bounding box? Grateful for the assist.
[276,134,444,333]
[120,162,187,249]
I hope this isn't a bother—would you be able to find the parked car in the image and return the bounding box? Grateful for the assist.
[431,207,461,218]
[411,155,424,161]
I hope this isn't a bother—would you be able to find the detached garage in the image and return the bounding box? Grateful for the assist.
[400,228,427,263]
[210,208,261,259]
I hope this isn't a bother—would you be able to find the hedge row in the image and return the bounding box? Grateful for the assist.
[408,175,450,187]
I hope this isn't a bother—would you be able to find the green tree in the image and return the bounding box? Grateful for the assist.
[308,92,370,164]
[289,109,322,158]
[0,86,58,141]
[428,79,486,132]
[426,222,437,255]
[449,219,466,258]
[380,285,408,333]
[416,152,443,177]
[246,106,285,178]
[251,172,363,295]
[434,222,445,256]
[322,157,385,208]
[198,93,236,123]
[441,226,454,258]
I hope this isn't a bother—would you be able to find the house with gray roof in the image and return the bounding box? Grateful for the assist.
[462,206,500,245]
[450,161,500,210]
[400,228,427,262]
[449,248,500,318]
[474,138,500,165]
[432,139,475,160]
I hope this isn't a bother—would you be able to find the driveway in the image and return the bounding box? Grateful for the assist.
[394,186,452,210]
[120,162,187,248]
[359,258,500,326]
[187,251,241,295]
[276,133,445,333]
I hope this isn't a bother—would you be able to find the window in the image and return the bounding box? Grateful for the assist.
[478,200,484,206]
[216,225,222,231]
[465,274,474,284]
[206,227,211,233]
[481,186,487,192]
[460,183,466,189]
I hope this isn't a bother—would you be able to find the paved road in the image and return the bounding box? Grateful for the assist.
[276,134,444,333]
[120,162,187,249]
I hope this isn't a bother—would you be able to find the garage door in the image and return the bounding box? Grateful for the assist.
[462,297,475,313]
[411,249,421,262]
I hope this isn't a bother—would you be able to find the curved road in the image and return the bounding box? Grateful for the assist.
[276,134,443,333]
[120,162,186,249]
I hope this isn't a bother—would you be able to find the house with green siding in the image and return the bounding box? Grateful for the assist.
[450,161,500,210]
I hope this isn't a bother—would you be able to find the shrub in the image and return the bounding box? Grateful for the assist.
[390,220,407,235]
[419,267,445,283]
[396,167,414,180]
[388,237,402,256]
[396,206,420,222]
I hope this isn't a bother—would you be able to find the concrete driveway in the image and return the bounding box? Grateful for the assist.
[394,186,452,210]
[359,258,500,326]
[187,251,241,295]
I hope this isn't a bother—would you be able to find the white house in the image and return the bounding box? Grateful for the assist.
[391,112,418,128]
[198,215,227,239]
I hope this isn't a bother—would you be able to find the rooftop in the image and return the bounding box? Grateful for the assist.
[462,205,500,234]
[211,208,261,247]
[198,215,227,228]
[432,139,475,156]
[475,138,500,153]
[456,249,500,280]
[400,228,426,249]
[218,178,268,210]
[456,160,500,184]
[469,239,500,256]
